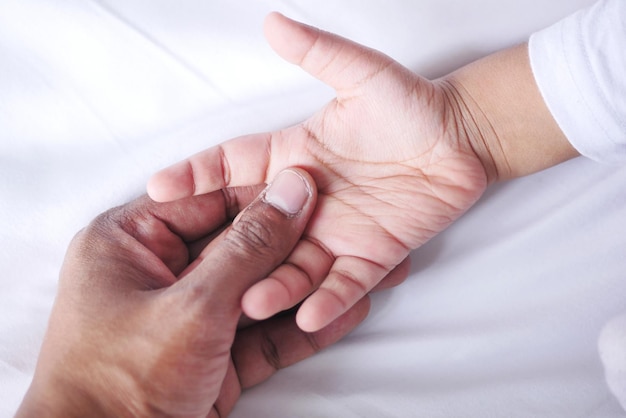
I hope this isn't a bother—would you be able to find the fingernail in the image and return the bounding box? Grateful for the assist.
[263,170,310,215]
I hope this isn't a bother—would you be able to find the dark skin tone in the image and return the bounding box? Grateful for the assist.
[17,168,406,417]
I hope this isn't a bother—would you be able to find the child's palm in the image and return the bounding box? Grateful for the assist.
[148,13,487,331]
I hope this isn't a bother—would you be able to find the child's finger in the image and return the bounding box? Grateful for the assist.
[295,255,392,332]
[371,256,411,292]
[147,132,278,202]
[264,12,395,95]
[146,120,317,203]
[242,253,411,321]
[172,168,317,315]
[241,238,334,320]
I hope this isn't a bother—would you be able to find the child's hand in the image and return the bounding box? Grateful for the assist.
[148,13,487,332]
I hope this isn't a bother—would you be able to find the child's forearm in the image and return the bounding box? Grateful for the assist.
[439,43,579,183]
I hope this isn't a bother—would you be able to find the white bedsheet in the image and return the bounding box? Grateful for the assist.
[1,1,625,416]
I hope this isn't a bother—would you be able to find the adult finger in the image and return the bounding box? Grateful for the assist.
[209,296,370,417]
[233,295,370,389]
[85,187,264,281]
[144,185,265,242]
[172,168,317,317]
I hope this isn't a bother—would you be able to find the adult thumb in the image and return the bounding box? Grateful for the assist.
[176,168,317,317]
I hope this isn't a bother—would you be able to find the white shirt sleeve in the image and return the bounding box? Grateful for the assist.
[528,0,626,164]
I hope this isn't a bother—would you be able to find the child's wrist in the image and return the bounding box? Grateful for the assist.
[436,76,502,184]
[437,43,578,182]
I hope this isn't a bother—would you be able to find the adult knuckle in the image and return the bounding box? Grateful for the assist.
[260,325,282,372]
[227,217,276,256]
[304,332,322,353]
[66,227,91,258]
[67,206,126,259]
[69,215,106,251]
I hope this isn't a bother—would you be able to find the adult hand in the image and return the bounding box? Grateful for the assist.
[147,13,487,332]
[17,168,371,418]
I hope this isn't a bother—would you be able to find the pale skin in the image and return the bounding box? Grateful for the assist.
[148,12,579,332]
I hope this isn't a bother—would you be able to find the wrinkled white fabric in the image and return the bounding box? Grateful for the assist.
[530,1,626,410]
[529,0,626,164]
[600,314,626,411]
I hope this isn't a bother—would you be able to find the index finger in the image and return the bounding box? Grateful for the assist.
[147,133,273,202]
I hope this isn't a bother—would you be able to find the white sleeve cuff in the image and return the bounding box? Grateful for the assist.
[528,0,626,164]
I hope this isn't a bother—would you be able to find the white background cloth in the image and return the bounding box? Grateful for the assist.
[530,0,626,164]
[1,1,625,417]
